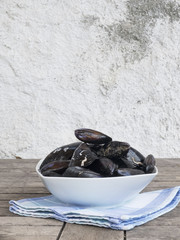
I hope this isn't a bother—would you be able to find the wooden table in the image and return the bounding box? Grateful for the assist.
[0,158,180,240]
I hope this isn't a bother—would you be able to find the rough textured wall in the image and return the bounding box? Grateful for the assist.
[0,0,180,159]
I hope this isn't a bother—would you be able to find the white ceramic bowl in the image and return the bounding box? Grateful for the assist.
[36,158,158,206]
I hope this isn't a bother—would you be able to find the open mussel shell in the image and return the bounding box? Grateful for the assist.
[40,142,81,169]
[62,166,102,178]
[75,128,112,144]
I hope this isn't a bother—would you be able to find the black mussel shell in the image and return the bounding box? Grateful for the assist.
[75,128,112,144]
[96,141,130,159]
[40,160,70,175]
[115,168,145,176]
[120,147,145,169]
[40,142,81,169]
[41,129,156,178]
[42,171,63,177]
[69,143,98,167]
[89,157,118,176]
[143,154,156,173]
[62,166,102,178]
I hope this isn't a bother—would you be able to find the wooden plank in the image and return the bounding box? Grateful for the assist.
[0,159,39,162]
[0,193,48,216]
[0,159,48,195]
[0,207,17,216]
[0,159,43,192]
[0,159,39,169]
[0,182,45,188]
[0,203,63,239]
[0,201,10,207]
[0,203,63,240]
[0,217,63,239]
[0,187,48,194]
[0,236,60,240]
[0,193,49,202]
[126,226,180,240]
[1,158,180,240]
[0,225,62,240]
[0,159,63,240]
[60,223,124,240]
[127,158,180,240]
[0,216,62,226]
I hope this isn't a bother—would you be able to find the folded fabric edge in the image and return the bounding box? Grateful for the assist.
[9,190,180,231]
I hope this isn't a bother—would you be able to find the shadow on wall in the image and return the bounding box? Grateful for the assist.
[82,0,180,63]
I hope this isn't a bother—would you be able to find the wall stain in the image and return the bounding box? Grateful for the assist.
[81,15,100,28]
[82,0,180,63]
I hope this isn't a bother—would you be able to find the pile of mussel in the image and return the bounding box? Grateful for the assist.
[40,128,156,178]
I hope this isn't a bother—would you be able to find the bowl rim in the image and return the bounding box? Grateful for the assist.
[36,158,158,180]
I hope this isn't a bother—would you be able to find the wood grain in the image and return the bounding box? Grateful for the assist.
[0,158,180,240]
[127,158,180,240]
[0,159,62,240]
[60,223,124,240]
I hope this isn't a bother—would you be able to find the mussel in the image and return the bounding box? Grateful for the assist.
[75,128,112,144]
[40,128,156,178]
[69,143,98,167]
[95,141,130,160]
[143,154,156,173]
[62,166,102,178]
[120,147,145,169]
[89,157,118,176]
[115,168,145,176]
[40,160,70,176]
[42,171,63,177]
[40,142,81,169]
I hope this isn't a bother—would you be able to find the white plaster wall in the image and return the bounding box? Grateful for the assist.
[0,0,180,159]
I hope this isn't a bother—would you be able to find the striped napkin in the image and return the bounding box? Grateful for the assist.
[9,186,180,230]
